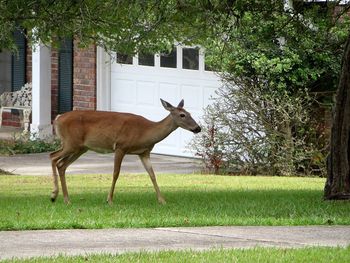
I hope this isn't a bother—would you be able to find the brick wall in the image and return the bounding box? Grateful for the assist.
[1,111,21,127]
[73,41,96,110]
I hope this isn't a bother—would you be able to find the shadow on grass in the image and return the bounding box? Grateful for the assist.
[1,187,349,230]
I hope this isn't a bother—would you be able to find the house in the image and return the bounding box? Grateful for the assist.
[0,32,222,157]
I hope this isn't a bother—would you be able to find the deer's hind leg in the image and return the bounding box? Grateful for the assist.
[50,149,63,202]
[50,148,87,204]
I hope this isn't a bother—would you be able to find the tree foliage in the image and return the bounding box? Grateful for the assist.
[191,1,350,175]
[204,1,350,92]
[0,0,232,53]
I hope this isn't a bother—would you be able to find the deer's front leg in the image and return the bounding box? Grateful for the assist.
[139,152,166,205]
[107,149,125,205]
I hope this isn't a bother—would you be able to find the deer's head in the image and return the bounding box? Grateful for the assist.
[160,99,201,134]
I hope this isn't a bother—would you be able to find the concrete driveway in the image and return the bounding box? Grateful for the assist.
[0,151,202,176]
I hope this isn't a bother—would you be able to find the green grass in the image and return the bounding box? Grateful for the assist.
[0,174,349,230]
[3,247,350,263]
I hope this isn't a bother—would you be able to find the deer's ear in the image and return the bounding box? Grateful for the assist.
[177,99,184,108]
[160,99,174,111]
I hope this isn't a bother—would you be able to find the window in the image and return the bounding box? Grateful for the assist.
[139,53,154,66]
[293,1,328,16]
[183,48,199,70]
[0,50,12,94]
[11,29,26,91]
[117,53,132,64]
[160,47,177,68]
[58,38,73,113]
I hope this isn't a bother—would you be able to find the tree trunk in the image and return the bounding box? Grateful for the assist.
[324,34,350,200]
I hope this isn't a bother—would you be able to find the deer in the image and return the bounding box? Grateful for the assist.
[50,99,201,205]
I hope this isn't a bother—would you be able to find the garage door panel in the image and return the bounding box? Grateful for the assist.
[162,131,178,147]
[181,130,194,144]
[140,108,164,122]
[111,105,135,114]
[154,132,180,156]
[203,86,218,107]
[159,83,179,103]
[181,84,202,111]
[111,78,136,104]
[136,81,157,106]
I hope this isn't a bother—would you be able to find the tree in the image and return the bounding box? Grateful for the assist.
[199,1,350,197]
[190,1,346,175]
[324,33,350,200]
[1,0,350,198]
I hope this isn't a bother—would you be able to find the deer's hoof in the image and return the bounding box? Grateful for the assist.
[107,198,113,206]
[158,197,166,205]
[50,191,58,202]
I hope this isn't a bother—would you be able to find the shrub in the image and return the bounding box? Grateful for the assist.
[191,82,328,176]
[0,134,60,155]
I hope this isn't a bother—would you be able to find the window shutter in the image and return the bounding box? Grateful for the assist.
[58,38,73,113]
[11,30,26,91]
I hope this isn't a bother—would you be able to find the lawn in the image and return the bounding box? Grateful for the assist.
[0,173,349,230]
[2,247,350,263]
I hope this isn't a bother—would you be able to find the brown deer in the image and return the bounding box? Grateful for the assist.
[50,99,201,205]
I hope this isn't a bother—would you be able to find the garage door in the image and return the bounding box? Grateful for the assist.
[110,46,221,157]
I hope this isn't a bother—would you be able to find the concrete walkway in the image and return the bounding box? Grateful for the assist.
[1,226,350,260]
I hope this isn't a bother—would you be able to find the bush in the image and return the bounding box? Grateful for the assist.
[0,168,13,175]
[0,134,60,155]
[191,82,328,176]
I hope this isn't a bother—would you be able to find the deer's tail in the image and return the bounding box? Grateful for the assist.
[53,114,62,139]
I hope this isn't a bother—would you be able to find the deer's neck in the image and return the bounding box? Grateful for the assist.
[151,114,178,144]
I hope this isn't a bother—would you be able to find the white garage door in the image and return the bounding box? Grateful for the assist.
[110,46,221,157]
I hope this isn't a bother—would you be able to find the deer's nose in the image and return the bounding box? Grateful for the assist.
[192,126,201,134]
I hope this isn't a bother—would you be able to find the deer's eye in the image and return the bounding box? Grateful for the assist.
[180,113,186,118]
